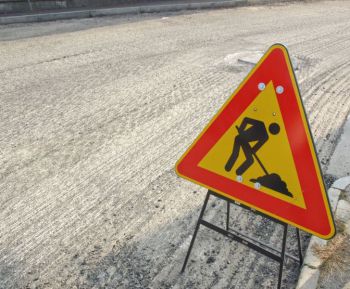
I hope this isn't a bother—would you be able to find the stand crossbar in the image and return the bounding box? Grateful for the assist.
[181,190,303,289]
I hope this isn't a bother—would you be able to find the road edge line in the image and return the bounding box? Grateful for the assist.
[0,0,312,25]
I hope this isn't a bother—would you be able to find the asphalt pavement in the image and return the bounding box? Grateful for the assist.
[1,1,350,288]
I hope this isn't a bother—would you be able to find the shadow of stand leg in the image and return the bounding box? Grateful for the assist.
[181,191,210,273]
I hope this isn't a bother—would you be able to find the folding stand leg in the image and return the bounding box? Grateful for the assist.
[181,191,303,289]
[181,191,211,273]
[277,224,288,289]
[226,201,230,231]
[296,228,303,266]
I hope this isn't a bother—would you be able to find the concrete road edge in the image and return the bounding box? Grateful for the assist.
[295,176,350,289]
[1,0,309,25]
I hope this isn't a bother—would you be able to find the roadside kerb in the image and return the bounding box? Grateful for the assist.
[0,0,309,24]
[0,10,90,24]
[295,176,350,289]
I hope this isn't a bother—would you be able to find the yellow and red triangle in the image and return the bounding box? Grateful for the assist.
[176,44,335,239]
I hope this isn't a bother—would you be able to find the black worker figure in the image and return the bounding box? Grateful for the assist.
[225,117,279,175]
[225,117,293,197]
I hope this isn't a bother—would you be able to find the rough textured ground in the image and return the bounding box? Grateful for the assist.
[316,185,350,289]
[1,1,350,288]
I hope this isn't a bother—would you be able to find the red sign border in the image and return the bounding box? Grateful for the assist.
[176,44,335,239]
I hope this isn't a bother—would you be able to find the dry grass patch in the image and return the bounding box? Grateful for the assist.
[313,233,350,279]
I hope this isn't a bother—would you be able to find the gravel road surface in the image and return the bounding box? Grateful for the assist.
[1,1,350,288]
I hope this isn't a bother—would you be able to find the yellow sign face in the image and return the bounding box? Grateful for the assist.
[199,82,305,208]
[176,44,335,239]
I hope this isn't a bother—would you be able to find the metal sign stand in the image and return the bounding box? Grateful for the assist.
[181,190,303,289]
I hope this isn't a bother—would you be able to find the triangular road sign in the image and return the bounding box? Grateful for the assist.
[176,44,335,239]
